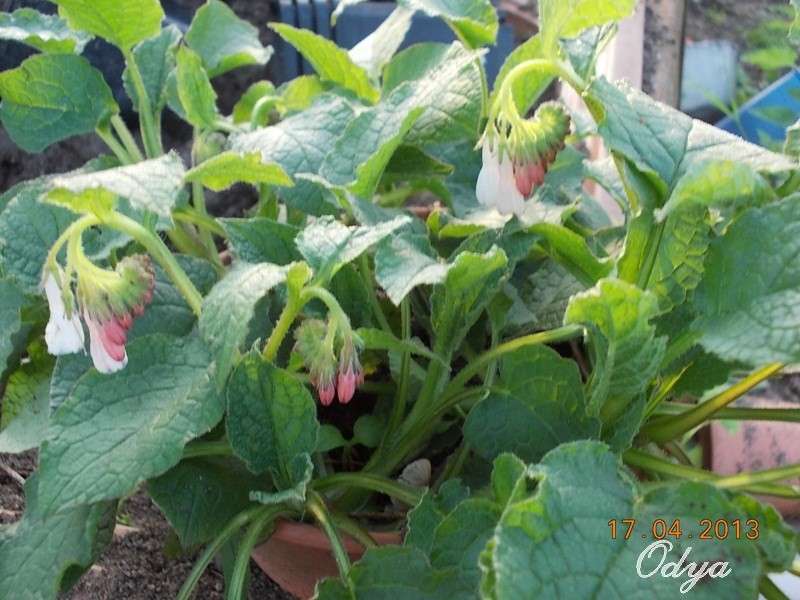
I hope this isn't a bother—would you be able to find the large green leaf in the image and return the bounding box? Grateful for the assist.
[694,196,800,365]
[46,153,186,217]
[270,23,379,103]
[184,0,272,78]
[149,456,263,549]
[539,0,636,57]
[565,279,665,443]
[55,0,164,52]
[0,8,91,53]
[226,351,319,485]
[184,152,291,192]
[174,44,218,129]
[0,473,114,600]
[38,335,224,517]
[122,25,181,114]
[464,345,600,463]
[229,94,356,216]
[0,280,27,375]
[0,349,53,453]
[375,234,450,305]
[320,85,426,198]
[199,262,290,385]
[482,441,795,599]
[399,0,497,48]
[221,218,302,265]
[0,53,118,153]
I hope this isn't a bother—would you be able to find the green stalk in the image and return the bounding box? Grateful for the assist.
[173,208,227,237]
[642,363,785,443]
[182,440,234,459]
[359,253,395,335]
[306,490,352,586]
[714,464,800,491]
[103,211,203,316]
[95,126,134,165]
[383,297,411,442]
[311,472,423,507]
[122,49,162,158]
[262,293,302,361]
[110,115,144,163]
[227,506,287,600]
[759,576,791,600]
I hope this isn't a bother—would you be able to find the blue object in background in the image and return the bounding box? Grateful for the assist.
[715,69,800,145]
[272,0,515,86]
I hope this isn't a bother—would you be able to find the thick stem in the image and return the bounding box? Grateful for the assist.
[227,506,286,600]
[311,472,423,507]
[383,297,411,442]
[95,126,134,165]
[306,490,352,586]
[122,49,162,158]
[110,115,144,163]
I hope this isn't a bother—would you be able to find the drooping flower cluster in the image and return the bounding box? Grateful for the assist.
[41,254,155,373]
[295,318,364,405]
[476,101,571,216]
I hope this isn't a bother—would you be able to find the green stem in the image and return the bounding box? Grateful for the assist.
[642,363,785,443]
[122,49,162,158]
[95,126,133,165]
[103,211,203,317]
[359,253,395,335]
[311,472,423,507]
[227,506,287,600]
[173,208,227,237]
[714,464,800,490]
[327,513,380,550]
[759,575,791,600]
[182,440,234,459]
[262,294,301,361]
[46,215,101,270]
[383,297,411,442]
[306,490,352,586]
[110,115,144,163]
[176,505,264,600]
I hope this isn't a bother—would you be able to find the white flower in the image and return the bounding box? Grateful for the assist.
[84,310,128,374]
[42,272,85,355]
[475,140,525,216]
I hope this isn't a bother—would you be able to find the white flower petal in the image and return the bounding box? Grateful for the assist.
[42,272,84,355]
[475,142,500,207]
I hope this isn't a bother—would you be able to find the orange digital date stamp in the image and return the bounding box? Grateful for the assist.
[608,518,759,540]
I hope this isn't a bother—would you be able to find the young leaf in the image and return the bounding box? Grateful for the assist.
[270,23,379,103]
[149,456,264,549]
[348,5,414,78]
[464,345,600,463]
[122,25,182,114]
[694,196,800,365]
[0,53,118,153]
[539,0,636,58]
[221,218,302,265]
[46,152,186,216]
[199,262,290,385]
[55,0,164,52]
[174,44,218,129]
[529,222,613,287]
[0,8,91,54]
[184,0,273,78]
[374,234,450,305]
[400,0,498,48]
[489,35,554,116]
[483,441,793,599]
[226,351,319,483]
[320,85,426,198]
[0,474,113,600]
[38,335,224,517]
[184,151,291,191]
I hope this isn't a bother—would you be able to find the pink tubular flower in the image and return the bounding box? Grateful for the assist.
[318,378,336,406]
[42,270,85,355]
[336,337,364,404]
[475,139,525,216]
[84,309,128,373]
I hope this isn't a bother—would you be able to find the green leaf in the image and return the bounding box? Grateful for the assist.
[565,279,665,438]
[0,194,75,293]
[38,335,223,517]
[645,206,710,313]
[122,25,181,114]
[694,196,800,364]
[55,0,164,52]
[226,351,318,484]
[347,5,414,79]
[199,262,289,385]
[320,85,426,198]
[232,80,276,124]
[374,235,450,305]
[270,23,379,103]
[229,94,356,216]
[464,345,600,463]
[431,246,509,357]
[406,481,470,554]
[529,222,612,287]
[0,280,27,376]
[657,160,776,219]
[174,44,218,129]
[0,348,53,453]
[46,153,186,216]
[149,456,264,549]
[742,46,798,72]
[249,453,314,505]
[539,0,636,57]
[129,256,217,340]
[295,215,411,275]
[489,35,553,116]
[0,8,91,53]
[483,441,794,599]
[399,0,498,48]
[0,53,118,153]
[221,218,301,265]
[357,328,443,366]
[49,353,93,415]
[383,43,449,93]
[184,152,291,191]
[184,0,272,78]
[0,473,113,600]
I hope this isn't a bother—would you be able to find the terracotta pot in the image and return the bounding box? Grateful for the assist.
[709,396,800,517]
[251,520,402,599]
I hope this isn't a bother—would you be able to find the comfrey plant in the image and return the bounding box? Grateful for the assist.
[2,0,800,598]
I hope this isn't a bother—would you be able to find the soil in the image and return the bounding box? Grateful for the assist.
[1,1,798,599]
